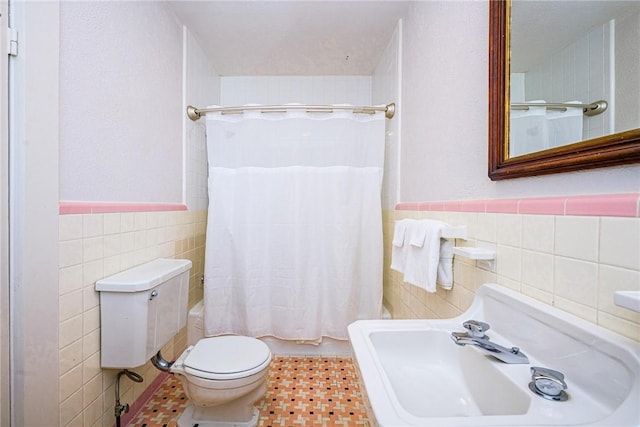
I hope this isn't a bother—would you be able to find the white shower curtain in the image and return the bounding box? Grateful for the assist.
[203,107,385,341]
[510,100,584,157]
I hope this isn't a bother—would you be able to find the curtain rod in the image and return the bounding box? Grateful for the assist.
[186,103,396,121]
[510,100,607,116]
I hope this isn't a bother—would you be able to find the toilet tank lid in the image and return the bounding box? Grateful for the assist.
[95,258,192,292]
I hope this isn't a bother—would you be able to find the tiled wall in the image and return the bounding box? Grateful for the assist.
[58,209,206,427]
[372,19,402,211]
[383,195,640,343]
[523,20,612,140]
[220,76,372,107]
[184,27,219,211]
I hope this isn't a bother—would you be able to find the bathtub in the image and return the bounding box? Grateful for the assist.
[348,284,640,427]
[187,300,352,355]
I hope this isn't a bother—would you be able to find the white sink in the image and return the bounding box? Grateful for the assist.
[370,330,531,418]
[348,284,640,426]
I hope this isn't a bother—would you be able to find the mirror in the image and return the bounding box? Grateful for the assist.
[488,0,640,180]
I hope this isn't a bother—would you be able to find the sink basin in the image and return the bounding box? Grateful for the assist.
[370,330,531,418]
[348,284,640,426]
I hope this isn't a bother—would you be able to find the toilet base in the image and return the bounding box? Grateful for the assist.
[177,404,259,427]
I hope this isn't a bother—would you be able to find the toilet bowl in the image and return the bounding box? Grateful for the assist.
[95,259,272,427]
[171,335,272,427]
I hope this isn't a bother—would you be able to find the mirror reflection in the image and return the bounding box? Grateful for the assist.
[509,0,640,158]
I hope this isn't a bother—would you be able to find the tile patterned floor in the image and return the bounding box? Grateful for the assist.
[128,356,370,426]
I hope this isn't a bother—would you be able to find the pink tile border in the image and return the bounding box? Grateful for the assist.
[59,201,188,215]
[462,200,487,213]
[395,193,640,217]
[421,202,443,211]
[485,199,518,213]
[565,194,640,217]
[395,202,420,210]
[518,197,566,215]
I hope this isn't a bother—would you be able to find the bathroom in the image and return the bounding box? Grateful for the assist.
[1,0,639,426]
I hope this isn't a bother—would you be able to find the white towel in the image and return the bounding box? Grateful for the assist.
[437,238,454,289]
[392,219,408,247]
[390,219,411,273]
[404,220,447,292]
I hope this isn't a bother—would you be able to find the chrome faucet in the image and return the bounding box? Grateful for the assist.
[451,320,529,364]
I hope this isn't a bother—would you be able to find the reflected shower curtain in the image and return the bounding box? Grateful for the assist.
[510,100,583,157]
[203,107,385,341]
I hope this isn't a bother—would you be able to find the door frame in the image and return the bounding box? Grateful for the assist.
[1,0,11,424]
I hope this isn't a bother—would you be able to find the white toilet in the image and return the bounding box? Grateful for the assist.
[96,258,272,427]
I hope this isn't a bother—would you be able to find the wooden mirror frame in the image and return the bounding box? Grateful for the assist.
[488,0,640,181]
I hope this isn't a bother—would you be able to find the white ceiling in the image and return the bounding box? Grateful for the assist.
[168,1,640,76]
[167,1,411,76]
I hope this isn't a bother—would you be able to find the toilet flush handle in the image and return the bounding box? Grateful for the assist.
[149,290,158,300]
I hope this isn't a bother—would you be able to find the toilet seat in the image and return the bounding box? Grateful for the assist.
[182,335,271,381]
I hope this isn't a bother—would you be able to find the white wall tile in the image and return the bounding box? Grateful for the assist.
[83,237,104,263]
[60,365,83,403]
[60,316,83,349]
[386,209,639,344]
[134,212,147,231]
[524,21,612,142]
[220,76,372,106]
[60,215,84,241]
[60,239,84,268]
[82,374,102,410]
[522,250,554,293]
[522,215,555,253]
[103,213,120,235]
[58,209,208,424]
[600,217,640,270]
[82,393,103,427]
[373,19,401,211]
[59,389,83,426]
[496,213,522,247]
[82,260,104,287]
[554,295,597,323]
[555,216,599,261]
[598,264,640,322]
[59,265,84,296]
[83,286,100,312]
[554,256,598,308]
[102,234,120,258]
[83,306,100,335]
[598,311,640,341]
[82,352,101,384]
[120,213,135,233]
[120,232,135,253]
[521,284,554,305]
[103,255,121,277]
[475,213,497,243]
[60,290,84,322]
[82,215,103,238]
[496,245,522,282]
[134,230,147,250]
[60,340,83,376]
[82,330,100,362]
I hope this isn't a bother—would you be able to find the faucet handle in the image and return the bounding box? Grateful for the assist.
[530,367,568,400]
[463,320,490,338]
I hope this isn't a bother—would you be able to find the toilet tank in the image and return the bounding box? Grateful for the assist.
[96,258,192,369]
